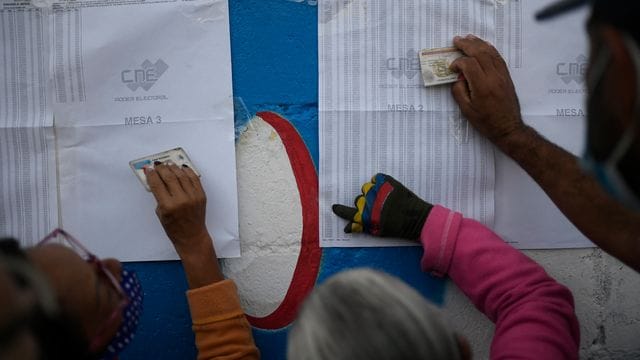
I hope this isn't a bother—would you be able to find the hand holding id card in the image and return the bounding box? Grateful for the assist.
[130,147,200,191]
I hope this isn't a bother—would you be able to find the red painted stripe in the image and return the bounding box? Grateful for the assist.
[246,111,321,330]
[370,182,393,236]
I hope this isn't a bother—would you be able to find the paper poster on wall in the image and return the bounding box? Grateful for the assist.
[1,0,240,260]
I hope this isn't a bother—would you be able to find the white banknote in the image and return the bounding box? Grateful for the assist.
[419,47,464,87]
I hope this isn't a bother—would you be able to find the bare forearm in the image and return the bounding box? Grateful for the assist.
[497,125,640,271]
[146,164,226,288]
[178,233,225,289]
[447,35,640,270]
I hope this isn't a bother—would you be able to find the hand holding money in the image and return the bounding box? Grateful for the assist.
[448,34,526,146]
[419,47,464,87]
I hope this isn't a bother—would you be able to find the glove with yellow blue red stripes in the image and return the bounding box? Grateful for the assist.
[332,173,433,240]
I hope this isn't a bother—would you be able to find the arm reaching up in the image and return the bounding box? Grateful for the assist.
[450,34,640,272]
[421,206,579,359]
[333,174,580,359]
[146,164,259,359]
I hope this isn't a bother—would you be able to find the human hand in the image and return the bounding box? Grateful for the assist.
[450,34,526,146]
[145,163,209,258]
[332,173,433,240]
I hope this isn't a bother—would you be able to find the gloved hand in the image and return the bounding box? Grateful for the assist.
[332,173,433,240]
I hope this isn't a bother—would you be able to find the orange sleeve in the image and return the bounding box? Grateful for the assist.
[186,279,260,360]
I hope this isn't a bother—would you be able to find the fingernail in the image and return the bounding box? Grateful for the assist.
[182,164,190,168]
[143,166,153,174]
[466,34,475,39]
[453,36,461,41]
[154,161,162,166]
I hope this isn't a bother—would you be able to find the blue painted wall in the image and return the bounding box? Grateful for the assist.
[123,1,445,358]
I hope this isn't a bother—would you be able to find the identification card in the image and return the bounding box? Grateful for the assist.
[129,147,200,191]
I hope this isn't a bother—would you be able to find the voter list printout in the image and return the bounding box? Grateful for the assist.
[1,5,56,246]
[493,1,592,249]
[319,0,590,249]
[0,0,241,260]
[320,0,497,247]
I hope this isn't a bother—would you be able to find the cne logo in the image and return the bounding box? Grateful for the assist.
[121,59,169,91]
[556,54,587,85]
[384,49,420,80]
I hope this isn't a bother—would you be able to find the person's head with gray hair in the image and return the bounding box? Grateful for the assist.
[288,268,469,360]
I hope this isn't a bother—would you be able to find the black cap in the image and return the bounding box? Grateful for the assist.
[535,0,589,21]
[536,0,640,43]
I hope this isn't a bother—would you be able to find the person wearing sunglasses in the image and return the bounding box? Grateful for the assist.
[144,163,259,359]
[0,229,142,359]
[449,1,640,272]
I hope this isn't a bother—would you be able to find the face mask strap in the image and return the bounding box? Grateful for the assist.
[606,34,640,165]
[604,34,640,209]
[587,40,611,96]
[583,33,640,209]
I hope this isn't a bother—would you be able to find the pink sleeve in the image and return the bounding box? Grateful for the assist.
[420,205,580,360]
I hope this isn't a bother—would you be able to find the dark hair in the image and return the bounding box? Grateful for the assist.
[0,239,96,360]
[31,307,94,360]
